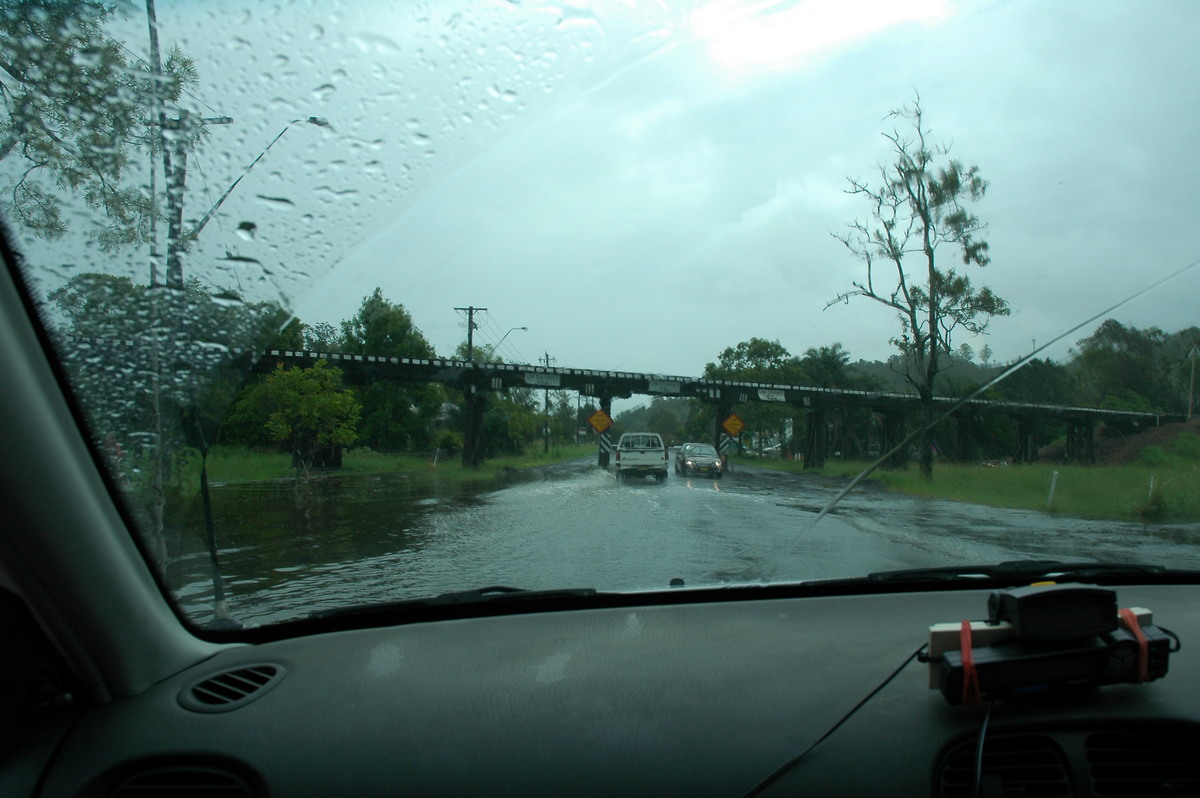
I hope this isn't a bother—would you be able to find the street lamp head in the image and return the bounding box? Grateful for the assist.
[487,325,529,361]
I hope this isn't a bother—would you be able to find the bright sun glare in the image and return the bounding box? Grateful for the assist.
[689,0,952,70]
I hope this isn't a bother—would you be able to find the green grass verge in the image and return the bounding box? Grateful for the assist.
[743,455,1200,523]
[205,443,596,485]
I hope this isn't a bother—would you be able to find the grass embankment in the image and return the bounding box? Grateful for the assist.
[205,443,596,485]
[745,438,1200,524]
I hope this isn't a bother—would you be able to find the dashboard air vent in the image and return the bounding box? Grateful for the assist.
[938,734,1072,798]
[178,663,286,713]
[1086,731,1200,796]
[109,765,257,797]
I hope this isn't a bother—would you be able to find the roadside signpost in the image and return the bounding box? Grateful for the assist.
[720,413,743,471]
[721,413,744,438]
[590,409,614,468]
[588,409,613,434]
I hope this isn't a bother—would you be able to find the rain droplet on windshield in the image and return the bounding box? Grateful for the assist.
[236,222,257,241]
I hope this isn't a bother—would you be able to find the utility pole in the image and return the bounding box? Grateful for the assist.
[456,306,487,467]
[455,306,487,360]
[1188,346,1199,422]
[541,351,556,452]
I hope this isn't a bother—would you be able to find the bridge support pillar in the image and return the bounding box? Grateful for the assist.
[1064,421,1095,464]
[462,387,485,468]
[598,396,613,468]
[803,408,828,469]
[880,409,907,467]
[712,402,730,451]
[1013,416,1038,463]
[953,413,980,463]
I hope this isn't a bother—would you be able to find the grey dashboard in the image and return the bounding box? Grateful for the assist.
[29,584,1200,797]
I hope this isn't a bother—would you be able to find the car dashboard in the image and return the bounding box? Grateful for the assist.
[6,581,1199,797]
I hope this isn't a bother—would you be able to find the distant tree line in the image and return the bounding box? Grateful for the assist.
[218,287,589,469]
[48,270,1199,487]
[679,322,1198,465]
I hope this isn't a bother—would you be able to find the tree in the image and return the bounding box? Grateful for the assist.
[341,288,443,451]
[801,343,852,387]
[305,321,340,350]
[703,338,806,456]
[830,94,1009,477]
[228,361,360,473]
[705,338,803,382]
[1072,320,1176,412]
[0,1,200,248]
[49,272,286,585]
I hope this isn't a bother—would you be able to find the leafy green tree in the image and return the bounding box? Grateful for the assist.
[550,392,579,445]
[704,338,804,450]
[305,321,340,350]
[831,94,1009,477]
[341,288,435,357]
[269,318,306,350]
[705,338,805,382]
[340,288,443,451]
[0,1,199,248]
[228,361,359,472]
[994,358,1076,405]
[482,392,539,456]
[49,273,285,443]
[48,272,286,583]
[1072,320,1189,413]
[801,343,853,387]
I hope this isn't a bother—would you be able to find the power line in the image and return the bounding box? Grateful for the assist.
[117,41,224,117]
[478,316,529,364]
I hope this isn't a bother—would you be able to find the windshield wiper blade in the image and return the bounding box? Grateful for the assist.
[863,560,1172,584]
[310,586,598,620]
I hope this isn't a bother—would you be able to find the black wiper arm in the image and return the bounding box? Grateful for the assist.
[864,560,1171,584]
[310,586,598,620]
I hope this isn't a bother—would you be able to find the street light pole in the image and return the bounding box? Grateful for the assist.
[188,117,330,242]
[489,326,528,360]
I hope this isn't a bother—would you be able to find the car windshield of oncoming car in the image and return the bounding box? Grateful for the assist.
[3,0,1200,631]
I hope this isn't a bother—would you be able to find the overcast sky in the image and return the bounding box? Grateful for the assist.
[15,0,1200,385]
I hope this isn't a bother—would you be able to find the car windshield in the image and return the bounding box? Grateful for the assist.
[4,0,1200,632]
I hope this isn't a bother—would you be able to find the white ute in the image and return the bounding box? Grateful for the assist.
[613,432,669,482]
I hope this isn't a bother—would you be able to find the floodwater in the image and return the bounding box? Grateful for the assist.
[176,459,1200,626]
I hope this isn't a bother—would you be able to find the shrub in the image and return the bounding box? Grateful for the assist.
[1139,445,1169,466]
[433,429,464,455]
[1171,432,1200,460]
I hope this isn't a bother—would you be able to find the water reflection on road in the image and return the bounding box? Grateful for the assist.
[179,460,1200,626]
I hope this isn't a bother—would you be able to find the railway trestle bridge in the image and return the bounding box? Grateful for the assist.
[255,350,1184,468]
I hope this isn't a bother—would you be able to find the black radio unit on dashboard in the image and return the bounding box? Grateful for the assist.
[929,583,1174,705]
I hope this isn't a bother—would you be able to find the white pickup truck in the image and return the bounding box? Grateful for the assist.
[612,432,670,482]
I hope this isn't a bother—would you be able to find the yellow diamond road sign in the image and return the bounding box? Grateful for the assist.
[721,413,744,437]
[588,409,613,434]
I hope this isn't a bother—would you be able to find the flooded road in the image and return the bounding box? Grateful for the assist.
[178,459,1200,626]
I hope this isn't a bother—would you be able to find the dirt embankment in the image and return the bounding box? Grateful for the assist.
[1039,419,1200,465]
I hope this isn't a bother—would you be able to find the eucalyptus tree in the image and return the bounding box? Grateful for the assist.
[0,0,199,250]
[830,94,1009,477]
